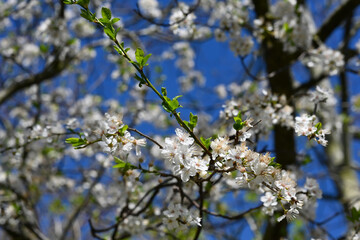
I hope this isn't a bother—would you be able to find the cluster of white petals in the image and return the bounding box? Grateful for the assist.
[220,82,294,135]
[163,203,201,231]
[169,3,196,38]
[161,128,208,182]
[172,42,205,92]
[95,113,146,156]
[303,45,345,76]
[210,138,322,222]
[138,0,162,19]
[210,0,253,56]
[270,0,314,52]
[295,114,330,146]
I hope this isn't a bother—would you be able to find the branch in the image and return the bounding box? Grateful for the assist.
[316,0,360,42]
[128,127,164,149]
[59,166,105,240]
[0,54,73,106]
[291,73,328,94]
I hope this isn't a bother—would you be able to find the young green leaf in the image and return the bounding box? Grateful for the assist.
[104,27,116,40]
[315,122,322,132]
[113,157,137,172]
[161,87,167,97]
[101,7,112,21]
[184,112,198,131]
[63,0,75,4]
[80,9,95,22]
[233,111,245,131]
[135,48,144,64]
[142,53,152,66]
[269,157,281,168]
[111,18,120,24]
[114,45,122,55]
[118,125,128,136]
[65,138,80,144]
[200,137,212,149]
[77,0,90,9]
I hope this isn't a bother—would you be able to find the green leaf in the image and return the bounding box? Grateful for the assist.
[184,112,198,131]
[161,87,167,97]
[114,45,122,55]
[77,0,90,9]
[233,111,244,131]
[104,27,115,40]
[63,0,75,5]
[315,122,322,131]
[135,48,144,64]
[111,18,120,24]
[168,95,182,111]
[113,157,137,171]
[98,17,110,25]
[200,137,212,149]
[347,207,360,223]
[115,27,121,35]
[134,74,146,87]
[142,53,152,66]
[65,138,80,144]
[80,9,95,22]
[245,192,258,202]
[101,7,112,21]
[49,199,66,214]
[302,155,312,165]
[39,44,49,53]
[65,137,87,148]
[118,125,128,136]
[269,157,281,168]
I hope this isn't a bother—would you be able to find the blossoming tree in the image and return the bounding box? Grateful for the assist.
[0,0,360,239]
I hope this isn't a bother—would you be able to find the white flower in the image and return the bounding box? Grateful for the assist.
[175,128,194,146]
[169,3,196,38]
[139,0,162,18]
[193,157,209,173]
[261,192,278,208]
[229,36,253,56]
[163,217,179,230]
[304,178,322,199]
[173,163,197,182]
[210,136,230,158]
[294,114,330,146]
[295,114,317,136]
[98,135,118,154]
[239,131,251,142]
[277,203,300,222]
[310,86,331,104]
[133,138,146,156]
[163,203,182,218]
[226,144,246,162]
[304,45,344,76]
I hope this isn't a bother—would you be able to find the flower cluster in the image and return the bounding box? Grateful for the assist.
[206,136,323,222]
[172,42,205,92]
[161,129,209,182]
[138,0,162,19]
[220,82,294,135]
[169,3,196,38]
[310,86,336,106]
[229,36,254,56]
[270,0,314,52]
[95,113,146,156]
[295,114,330,146]
[163,203,201,231]
[210,1,253,56]
[303,45,345,76]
